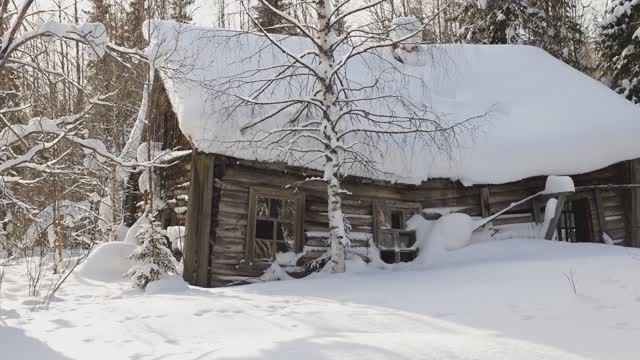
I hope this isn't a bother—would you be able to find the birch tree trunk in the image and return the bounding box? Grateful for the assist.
[318,0,347,273]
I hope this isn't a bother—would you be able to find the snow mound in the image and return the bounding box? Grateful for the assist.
[260,263,292,281]
[76,242,136,282]
[406,213,473,265]
[145,275,189,294]
[544,175,575,194]
[124,215,150,245]
[114,223,130,242]
[430,213,474,251]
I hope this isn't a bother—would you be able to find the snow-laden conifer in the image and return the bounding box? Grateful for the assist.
[599,0,640,103]
[124,219,177,289]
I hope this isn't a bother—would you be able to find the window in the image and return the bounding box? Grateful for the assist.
[557,198,593,243]
[247,187,304,263]
[375,202,420,264]
[390,211,404,230]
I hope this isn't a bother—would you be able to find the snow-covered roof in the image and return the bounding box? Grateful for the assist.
[145,20,640,185]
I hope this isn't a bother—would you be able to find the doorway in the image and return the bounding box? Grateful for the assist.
[557,198,593,242]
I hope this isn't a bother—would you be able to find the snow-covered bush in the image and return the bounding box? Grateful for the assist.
[124,220,177,289]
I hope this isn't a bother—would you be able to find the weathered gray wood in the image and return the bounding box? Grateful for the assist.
[244,187,257,264]
[176,153,632,286]
[593,189,606,242]
[183,152,215,287]
[630,159,640,247]
[544,194,567,240]
[532,198,542,223]
[480,187,491,218]
[243,186,305,265]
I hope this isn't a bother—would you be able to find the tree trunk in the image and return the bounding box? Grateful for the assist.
[318,0,347,273]
[52,145,63,275]
[326,160,347,273]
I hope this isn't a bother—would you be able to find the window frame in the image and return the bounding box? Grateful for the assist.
[245,186,305,264]
[373,201,421,263]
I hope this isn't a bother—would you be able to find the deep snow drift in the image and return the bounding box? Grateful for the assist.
[1,239,639,360]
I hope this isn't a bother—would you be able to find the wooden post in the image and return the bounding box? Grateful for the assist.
[372,200,383,246]
[480,187,491,218]
[544,194,567,240]
[532,198,542,223]
[593,189,606,242]
[630,159,640,247]
[183,152,215,287]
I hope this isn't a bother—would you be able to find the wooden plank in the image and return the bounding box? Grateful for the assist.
[532,198,543,223]
[183,152,215,287]
[593,189,606,242]
[493,213,534,226]
[545,194,567,240]
[372,200,383,246]
[480,187,491,218]
[630,159,640,247]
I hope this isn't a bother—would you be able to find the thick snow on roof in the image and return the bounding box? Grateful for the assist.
[145,20,640,185]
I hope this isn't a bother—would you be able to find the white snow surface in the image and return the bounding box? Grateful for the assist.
[145,20,640,185]
[430,213,474,251]
[544,175,576,194]
[542,198,559,238]
[406,213,473,265]
[2,239,640,359]
[145,275,189,294]
[123,215,150,245]
[75,242,136,282]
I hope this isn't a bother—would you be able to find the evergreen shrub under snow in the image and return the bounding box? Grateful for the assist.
[124,220,177,289]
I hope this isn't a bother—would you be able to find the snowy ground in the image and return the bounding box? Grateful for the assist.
[1,239,639,360]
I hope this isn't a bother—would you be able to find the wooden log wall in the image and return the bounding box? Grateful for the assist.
[203,159,631,285]
[151,78,193,228]
[158,156,191,227]
[210,161,383,285]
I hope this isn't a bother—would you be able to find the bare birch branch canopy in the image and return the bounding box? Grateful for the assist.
[145,20,640,186]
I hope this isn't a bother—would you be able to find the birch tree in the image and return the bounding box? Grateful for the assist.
[216,0,476,272]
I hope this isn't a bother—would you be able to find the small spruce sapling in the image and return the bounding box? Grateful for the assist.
[124,219,177,289]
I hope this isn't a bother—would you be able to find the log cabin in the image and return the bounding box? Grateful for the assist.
[138,20,640,287]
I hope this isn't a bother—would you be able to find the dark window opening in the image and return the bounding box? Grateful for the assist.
[380,250,396,264]
[378,206,419,264]
[557,198,593,243]
[391,211,405,229]
[399,251,417,262]
[255,220,274,240]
